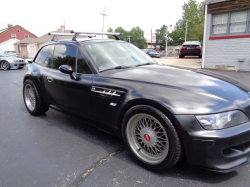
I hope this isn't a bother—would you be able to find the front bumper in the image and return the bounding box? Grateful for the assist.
[175,115,250,172]
[10,62,26,69]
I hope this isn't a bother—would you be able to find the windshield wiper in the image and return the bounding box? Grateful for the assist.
[99,65,131,72]
[136,62,155,67]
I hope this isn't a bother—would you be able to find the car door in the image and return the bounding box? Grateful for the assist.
[44,44,94,118]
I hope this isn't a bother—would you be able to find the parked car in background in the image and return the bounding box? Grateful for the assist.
[144,49,160,58]
[179,41,202,58]
[4,51,17,57]
[23,31,250,173]
[0,53,25,70]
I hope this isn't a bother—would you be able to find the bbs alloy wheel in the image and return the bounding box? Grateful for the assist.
[122,105,182,171]
[126,113,169,164]
[23,79,49,115]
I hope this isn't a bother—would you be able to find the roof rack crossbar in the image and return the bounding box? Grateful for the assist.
[70,30,121,40]
[48,32,96,41]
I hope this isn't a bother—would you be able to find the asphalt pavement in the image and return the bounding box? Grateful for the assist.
[1,67,250,187]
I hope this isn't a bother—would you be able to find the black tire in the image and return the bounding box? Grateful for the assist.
[199,55,202,58]
[23,79,49,116]
[122,105,182,171]
[1,61,10,70]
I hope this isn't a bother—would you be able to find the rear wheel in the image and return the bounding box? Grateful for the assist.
[23,79,49,115]
[122,105,182,171]
[1,61,10,70]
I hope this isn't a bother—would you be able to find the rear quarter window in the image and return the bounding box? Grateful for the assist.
[34,45,54,67]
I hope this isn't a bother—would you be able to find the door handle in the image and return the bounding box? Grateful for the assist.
[47,76,53,82]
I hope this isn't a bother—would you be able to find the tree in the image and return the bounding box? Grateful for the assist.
[129,26,147,49]
[188,24,204,45]
[115,27,129,41]
[155,25,168,50]
[167,0,205,45]
[107,27,115,39]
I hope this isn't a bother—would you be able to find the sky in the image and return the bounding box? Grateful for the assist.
[0,0,204,40]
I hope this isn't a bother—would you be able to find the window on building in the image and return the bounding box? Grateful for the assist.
[25,35,29,38]
[213,13,228,34]
[230,11,248,33]
[212,9,250,36]
[11,34,16,39]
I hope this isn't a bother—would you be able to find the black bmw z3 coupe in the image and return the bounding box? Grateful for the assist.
[23,31,250,173]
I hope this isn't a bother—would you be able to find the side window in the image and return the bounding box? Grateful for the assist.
[77,51,92,74]
[53,45,77,71]
[34,45,54,67]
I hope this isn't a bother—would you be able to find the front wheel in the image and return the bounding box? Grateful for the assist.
[1,61,10,70]
[122,105,182,171]
[23,79,49,115]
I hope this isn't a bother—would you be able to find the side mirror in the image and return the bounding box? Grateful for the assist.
[28,60,33,63]
[59,65,73,74]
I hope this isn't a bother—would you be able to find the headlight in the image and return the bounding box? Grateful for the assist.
[9,60,14,63]
[196,110,249,130]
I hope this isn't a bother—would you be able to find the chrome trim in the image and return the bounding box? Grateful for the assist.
[91,89,121,97]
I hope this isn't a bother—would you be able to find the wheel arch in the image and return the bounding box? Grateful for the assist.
[117,98,186,164]
[116,98,184,136]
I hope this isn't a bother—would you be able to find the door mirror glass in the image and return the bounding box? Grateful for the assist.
[59,65,73,74]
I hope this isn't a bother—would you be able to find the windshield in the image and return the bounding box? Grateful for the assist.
[6,51,16,54]
[147,50,157,53]
[85,42,155,71]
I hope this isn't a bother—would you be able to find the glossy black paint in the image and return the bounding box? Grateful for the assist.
[24,39,250,172]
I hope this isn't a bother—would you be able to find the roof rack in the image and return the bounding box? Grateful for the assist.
[48,31,121,41]
[71,31,120,40]
[48,32,96,41]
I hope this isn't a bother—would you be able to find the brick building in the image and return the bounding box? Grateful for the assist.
[202,0,250,71]
[14,26,87,59]
[0,24,37,43]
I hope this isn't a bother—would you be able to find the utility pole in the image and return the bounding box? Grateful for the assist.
[185,20,188,42]
[165,25,172,57]
[151,29,152,49]
[101,7,107,39]
[63,18,65,33]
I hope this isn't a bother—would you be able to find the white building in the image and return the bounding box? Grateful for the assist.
[202,0,250,71]
[0,39,19,54]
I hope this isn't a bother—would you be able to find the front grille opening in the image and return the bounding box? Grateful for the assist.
[223,140,250,157]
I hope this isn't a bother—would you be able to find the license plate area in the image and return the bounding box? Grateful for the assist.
[187,46,195,49]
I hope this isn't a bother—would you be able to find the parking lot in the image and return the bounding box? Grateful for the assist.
[1,67,250,187]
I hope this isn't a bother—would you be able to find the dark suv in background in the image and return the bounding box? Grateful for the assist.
[179,41,202,58]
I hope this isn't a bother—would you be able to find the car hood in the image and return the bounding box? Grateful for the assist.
[99,64,250,114]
